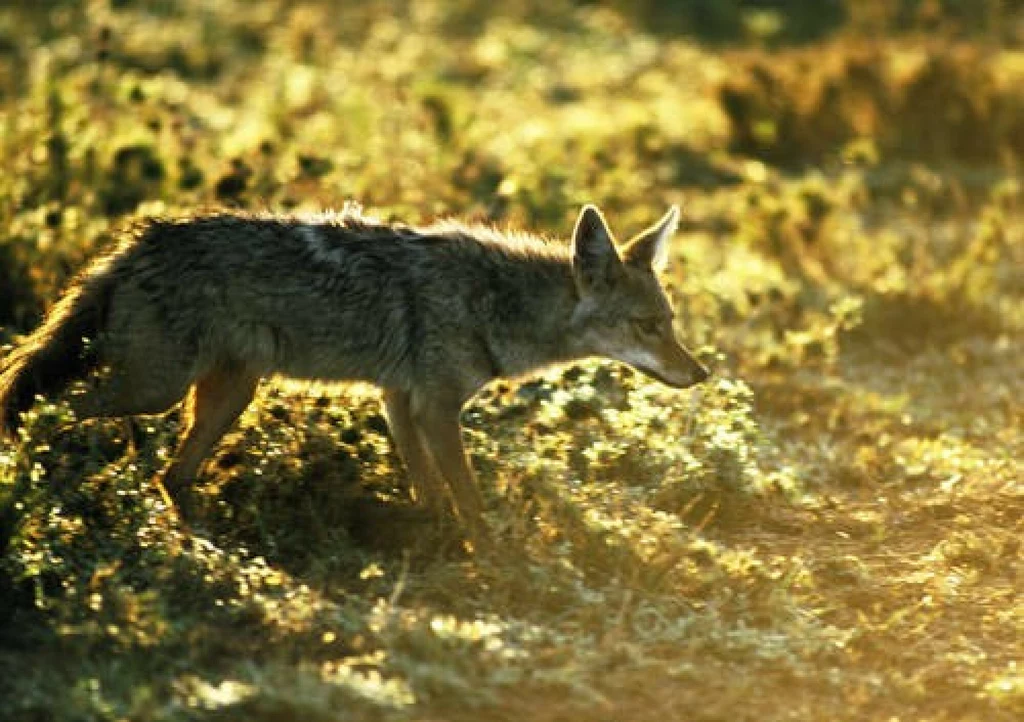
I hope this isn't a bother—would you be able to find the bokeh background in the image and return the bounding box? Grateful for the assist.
[1,2,1021,720]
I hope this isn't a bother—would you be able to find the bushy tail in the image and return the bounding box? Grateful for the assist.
[0,269,117,439]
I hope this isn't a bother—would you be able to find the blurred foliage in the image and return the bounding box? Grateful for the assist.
[614,0,1024,44]
[720,43,1024,166]
[0,1,1022,721]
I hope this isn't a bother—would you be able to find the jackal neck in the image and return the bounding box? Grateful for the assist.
[470,245,583,380]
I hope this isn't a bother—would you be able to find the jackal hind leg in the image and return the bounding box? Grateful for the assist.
[70,302,197,422]
[69,366,192,421]
[159,361,259,513]
[383,388,449,515]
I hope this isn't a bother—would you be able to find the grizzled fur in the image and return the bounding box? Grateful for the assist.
[0,203,708,541]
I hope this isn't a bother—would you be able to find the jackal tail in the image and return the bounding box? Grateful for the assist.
[0,267,116,439]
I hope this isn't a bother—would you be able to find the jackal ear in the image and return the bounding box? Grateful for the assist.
[623,205,679,273]
[572,204,623,294]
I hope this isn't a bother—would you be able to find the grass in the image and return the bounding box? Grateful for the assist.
[0,1,1022,720]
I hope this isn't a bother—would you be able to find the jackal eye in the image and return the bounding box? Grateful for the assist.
[633,318,661,336]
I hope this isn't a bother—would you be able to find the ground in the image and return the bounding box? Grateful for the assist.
[0,2,1021,720]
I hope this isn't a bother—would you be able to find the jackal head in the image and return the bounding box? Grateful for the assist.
[569,204,709,389]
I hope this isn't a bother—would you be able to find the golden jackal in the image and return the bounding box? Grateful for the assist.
[0,204,708,540]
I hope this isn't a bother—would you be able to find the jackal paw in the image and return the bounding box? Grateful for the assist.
[153,475,198,526]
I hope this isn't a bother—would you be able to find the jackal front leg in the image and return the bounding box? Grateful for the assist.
[414,401,488,546]
[383,388,448,515]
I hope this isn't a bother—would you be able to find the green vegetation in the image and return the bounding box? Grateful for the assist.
[1,1,1021,720]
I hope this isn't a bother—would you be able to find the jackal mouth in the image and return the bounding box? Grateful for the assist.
[631,362,708,389]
